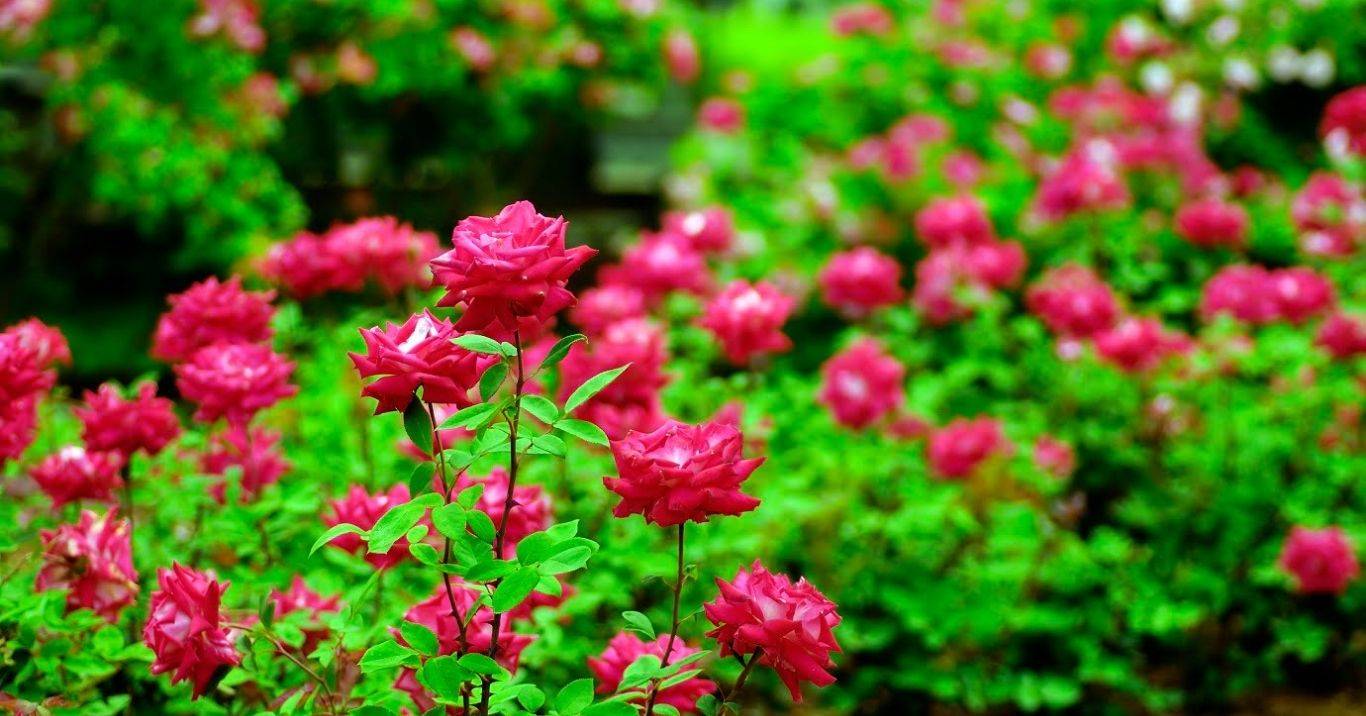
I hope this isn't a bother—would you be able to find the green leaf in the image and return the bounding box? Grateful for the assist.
[367,500,432,554]
[452,334,506,355]
[539,333,586,370]
[480,362,509,401]
[659,669,705,689]
[468,510,497,543]
[399,621,440,656]
[404,399,433,456]
[654,705,681,716]
[527,433,567,456]
[466,558,518,582]
[440,401,502,431]
[492,567,540,613]
[622,611,655,640]
[582,702,638,716]
[516,684,546,711]
[310,523,364,557]
[258,597,275,629]
[555,419,609,446]
[409,542,441,565]
[521,394,559,423]
[564,365,630,414]
[431,503,468,540]
[358,640,420,672]
[419,654,471,699]
[546,520,579,541]
[352,706,398,716]
[620,654,663,689]
[554,678,595,715]
[408,462,437,495]
[457,653,507,678]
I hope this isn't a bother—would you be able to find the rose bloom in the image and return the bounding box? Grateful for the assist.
[269,576,339,653]
[5,317,71,367]
[430,201,596,334]
[830,2,893,36]
[600,232,712,302]
[663,28,700,84]
[451,467,551,557]
[698,280,795,365]
[174,343,296,425]
[324,484,413,570]
[75,382,181,458]
[588,633,717,712]
[965,241,1027,289]
[818,339,905,429]
[203,425,289,503]
[571,284,648,335]
[259,231,342,300]
[604,418,763,526]
[928,417,1011,479]
[1093,317,1191,373]
[450,27,495,71]
[943,150,984,189]
[1291,172,1363,258]
[1033,436,1076,479]
[913,195,995,249]
[698,97,744,134]
[1279,526,1360,595]
[0,330,55,403]
[1025,42,1072,79]
[704,561,841,702]
[817,247,904,318]
[31,446,126,509]
[1032,143,1130,220]
[323,217,440,295]
[0,0,52,38]
[1268,267,1337,325]
[151,276,276,363]
[1320,85,1366,158]
[1200,265,1279,324]
[560,319,670,408]
[1174,198,1249,250]
[1027,263,1125,340]
[144,564,242,699]
[36,509,138,622]
[1317,312,1366,360]
[350,311,495,415]
[662,207,734,254]
[0,395,37,464]
[911,249,979,325]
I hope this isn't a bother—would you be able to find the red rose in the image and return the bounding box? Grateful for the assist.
[36,509,138,622]
[4,318,70,367]
[1279,526,1360,595]
[914,195,995,249]
[1320,85,1366,158]
[202,425,289,503]
[1200,265,1279,324]
[588,633,717,712]
[560,319,670,409]
[325,217,440,294]
[818,247,903,318]
[393,585,535,706]
[0,331,56,404]
[144,564,242,699]
[703,561,841,703]
[927,417,1011,479]
[661,207,734,254]
[818,339,905,430]
[1093,317,1190,373]
[571,285,649,335]
[1316,312,1366,360]
[430,201,596,334]
[152,276,275,363]
[604,418,763,527]
[350,311,496,415]
[0,395,38,464]
[75,382,181,458]
[1174,198,1249,250]
[1026,264,1120,338]
[30,446,126,509]
[175,343,296,425]
[699,280,795,366]
[599,232,712,303]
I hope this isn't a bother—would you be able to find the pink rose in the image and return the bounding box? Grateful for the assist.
[152,276,275,363]
[928,417,1011,479]
[0,395,37,464]
[605,418,763,526]
[661,207,734,254]
[1026,264,1121,338]
[1320,86,1366,158]
[1174,198,1249,250]
[324,484,414,570]
[175,343,296,425]
[451,467,552,557]
[268,577,339,653]
[818,339,905,429]
[37,509,138,622]
[1279,526,1360,595]
[202,425,289,503]
[699,281,795,365]
[817,247,903,318]
[144,564,242,699]
[1092,317,1190,373]
[663,29,700,84]
[75,382,181,459]
[1033,436,1076,479]
[588,633,717,712]
[571,285,648,336]
[350,311,496,415]
[913,195,995,249]
[698,98,744,134]
[1316,312,1366,360]
[31,446,126,509]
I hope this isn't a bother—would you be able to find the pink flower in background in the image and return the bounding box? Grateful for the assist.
[1027,265,1120,338]
[1033,142,1130,219]
[239,72,285,118]
[943,151,984,189]
[5,318,70,367]
[31,446,125,509]
[965,241,1027,289]
[401,585,534,665]
[189,0,265,53]
[699,280,795,365]
[1174,198,1249,250]
[0,395,37,464]
[324,484,413,570]
[818,247,903,317]
[1104,16,1169,65]
[452,467,552,556]
[928,417,1011,479]
[144,564,242,699]
[175,343,296,425]
[1093,317,1190,373]
[1279,527,1359,595]
[1291,173,1362,258]
[1316,312,1366,360]
[151,277,275,363]
[450,27,496,71]
[350,311,494,415]
[698,98,744,134]
[663,29,700,84]
[910,243,1022,325]
[203,425,289,502]
[260,231,342,300]
[601,232,712,302]
[1033,436,1076,479]
[1268,267,1337,324]
[704,561,841,702]
[1025,43,1071,79]
[560,319,670,408]
[605,418,763,526]
[662,207,734,254]
[1200,265,1279,324]
[818,339,905,429]
[588,633,717,711]
[0,0,52,39]
[36,509,138,621]
[75,382,181,458]
[575,397,669,442]
[324,218,441,295]
[1320,85,1366,158]
[830,3,893,37]
[914,195,995,249]
[336,41,376,85]
[431,201,596,334]
[0,331,56,403]
[571,285,648,335]
[268,577,339,652]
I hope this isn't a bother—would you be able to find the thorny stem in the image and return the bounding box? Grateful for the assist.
[644,523,687,716]
[481,329,525,714]
[426,399,472,652]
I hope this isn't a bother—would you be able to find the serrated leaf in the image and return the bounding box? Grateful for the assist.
[399,622,440,656]
[564,365,630,413]
[367,500,431,554]
[452,334,505,355]
[310,523,364,557]
[539,333,586,371]
[492,567,540,613]
[555,419,609,446]
[404,399,434,456]
[521,394,559,423]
